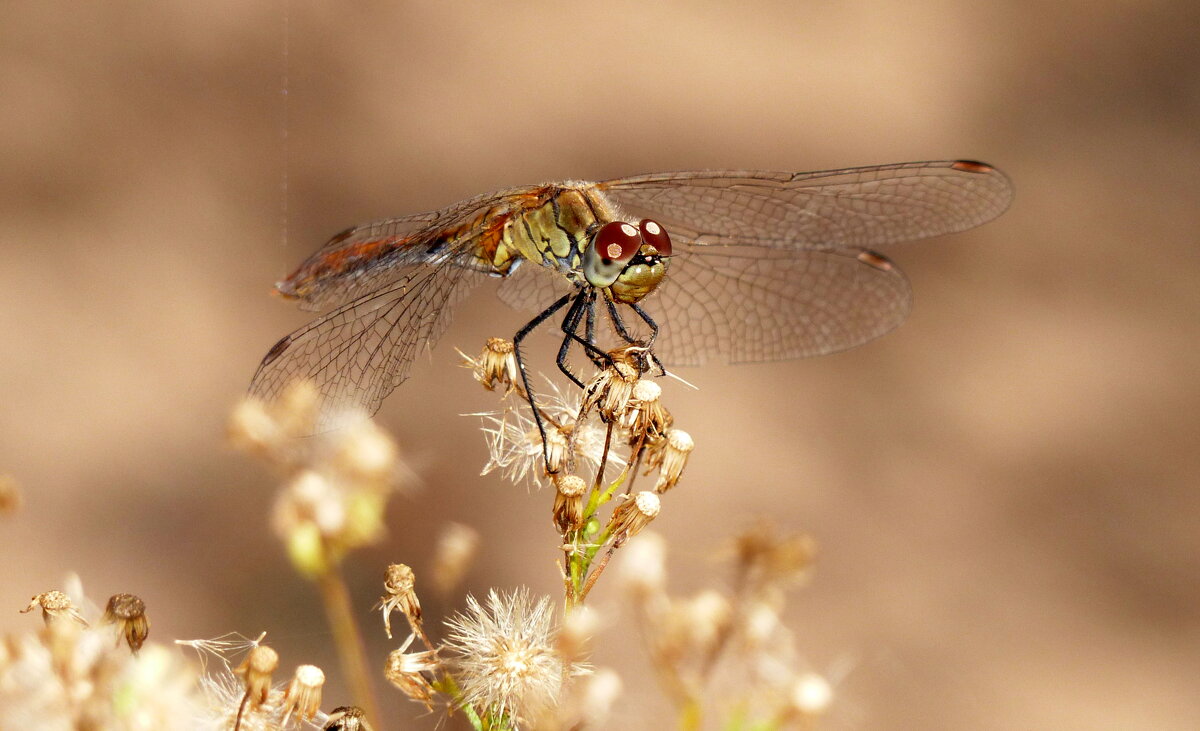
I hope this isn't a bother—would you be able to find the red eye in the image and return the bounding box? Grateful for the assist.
[638,219,672,256]
[592,221,641,263]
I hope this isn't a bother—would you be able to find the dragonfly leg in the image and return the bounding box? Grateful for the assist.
[513,292,576,472]
[605,299,667,377]
[558,289,613,380]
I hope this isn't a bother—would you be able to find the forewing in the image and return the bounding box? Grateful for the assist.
[599,160,1012,249]
[640,242,911,366]
[250,257,487,432]
[285,188,523,312]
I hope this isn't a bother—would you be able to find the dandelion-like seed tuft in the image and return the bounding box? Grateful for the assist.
[443,589,576,726]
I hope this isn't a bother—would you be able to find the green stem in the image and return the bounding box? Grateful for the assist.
[314,556,381,728]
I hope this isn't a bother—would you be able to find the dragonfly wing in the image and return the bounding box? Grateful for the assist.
[599,160,1012,249]
[495,261,576,314]
[639,242,911,367]
[250,258,488,432]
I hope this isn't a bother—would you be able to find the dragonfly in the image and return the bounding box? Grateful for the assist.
[249,160,1012,446]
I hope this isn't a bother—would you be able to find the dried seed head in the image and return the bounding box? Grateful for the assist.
[0,475,22,515]
[474,338,519,391]
[235,644,280,706]
[432,522,480,596]
[543,427,570,475]
[606,491,660,546]
[377,563,425,642]
[21,590,87,627]
[584,361,639,421]
[103,593,149,653]
[443,589,572,723]
[384,641,441,710]
[577,667,622,725]
[649,428,693,492]
[284,664,325,722]
[325,705,373,731]
[621,380,672,440]
[616,532,668,596]
[552,474,588,534]
[789,672,834,717]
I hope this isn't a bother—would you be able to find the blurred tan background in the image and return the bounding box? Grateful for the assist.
[2,1,1198,728]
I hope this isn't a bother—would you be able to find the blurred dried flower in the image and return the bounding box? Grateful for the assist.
[0,475,21,514]
[431,522,479,596]
[607,491,660,546]
[444,589,577,726]
[283,664,325,722]
[788,671,834,718]
[729,522,817,600]
[616,532,668,597]
[20,590,87,627]
[102,592,149,653]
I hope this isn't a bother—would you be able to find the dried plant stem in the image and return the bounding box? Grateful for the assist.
[315,559,381,727]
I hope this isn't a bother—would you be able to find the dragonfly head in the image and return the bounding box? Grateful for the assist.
[584,219,673,303]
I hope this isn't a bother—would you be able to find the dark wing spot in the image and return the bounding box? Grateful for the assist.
[261,334,292,366]
[856,250,894,271]
[951,160,995,174]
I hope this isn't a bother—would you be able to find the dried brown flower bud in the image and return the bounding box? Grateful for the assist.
[333,419,399,483]
[227,398,283,456]
[683,590,732,655]
[325,705,374,731]
[384,642,441,710]
[20,590,87,627]
[552,474,588,534]
[648,428,693,492]
[235,644,280,707]
[607,491,660,546]
[283,664,325,722]
[377,563,428,644]
[0,475,22,515]
[103,593,149,653]
[432,522,480,596]
[731,521,817,594]
[474,337,519,391]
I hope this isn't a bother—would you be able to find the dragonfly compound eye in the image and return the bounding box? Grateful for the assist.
[584,221,642,287]
[638,219,672,256]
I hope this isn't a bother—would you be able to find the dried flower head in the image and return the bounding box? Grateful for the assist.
[235,644,280,708]
[103,592,149,653]
[730,521,817,599]
[621,379,672,441]
[325,705,373,730]
[283,664,325,722]
[606,491,660,546]
[647,428,693,492]
[443,589,576,726]
[552,474,588,534]
[384,634,441,710]
[432,522,480,596]
[471,337,519,391]
[0,475,21,515]
[376,563,427,644]
[583,361,639,421]
[20,590,87,627]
